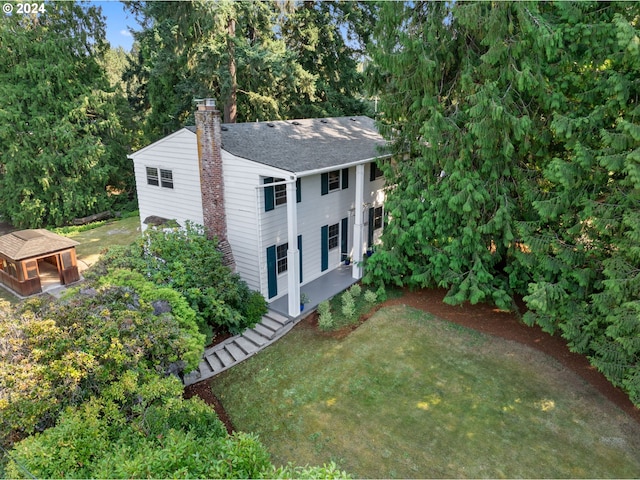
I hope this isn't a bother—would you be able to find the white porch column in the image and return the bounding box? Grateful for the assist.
[286,178,300,316]
[352,164,365,279]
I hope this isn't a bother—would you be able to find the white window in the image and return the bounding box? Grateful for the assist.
[160,169,174,189]
[275,182,287,206]
[373,206,383,230]
[276,243,288,274]
[146,167,159,186]
[328,171,341,191]
[147,167,173,189]
[328,223,339,250]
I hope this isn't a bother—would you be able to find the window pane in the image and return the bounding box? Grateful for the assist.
[328,223,339,249]
[373,162,384,180]
[374,206,383,229]
[328,171,340,191]
[25,261,38,279]
[275,184,287,206]
[160,169,173,189]
[276,243,288,274]
[146,167,159,186]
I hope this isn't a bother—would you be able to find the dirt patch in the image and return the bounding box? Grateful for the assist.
[184,381,235,434]
[185,287,640,426]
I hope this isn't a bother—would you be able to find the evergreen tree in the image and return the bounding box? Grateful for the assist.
[365,1,548,310]
[0,2,131,227]
[518,2,640,404]
[126,0,317,140]
[126,0,373,142]
[366,0,640,405]
[280,1,372,118]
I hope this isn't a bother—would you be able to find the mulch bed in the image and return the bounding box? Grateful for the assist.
[184,287,640,428]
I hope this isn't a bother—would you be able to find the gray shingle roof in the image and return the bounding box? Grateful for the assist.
[186,116,387,173]
[0,229,79,261]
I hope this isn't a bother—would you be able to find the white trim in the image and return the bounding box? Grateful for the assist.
[286,180,300,316]
[128,128,195,159]
[352,163,365,279]
[294,154,392,178]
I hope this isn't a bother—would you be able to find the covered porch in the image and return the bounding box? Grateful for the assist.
[269,265,358,319]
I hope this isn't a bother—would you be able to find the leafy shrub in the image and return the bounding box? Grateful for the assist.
[364,290,377,303]
[349,284,362,298]
[318,300,334,331]
[375,285,388,302]
[341,291,356,319]
[88,223,265,336]
[318,300,331,316]
[0,278,204,434]
[273,462,352,479]
[5,376,269,479]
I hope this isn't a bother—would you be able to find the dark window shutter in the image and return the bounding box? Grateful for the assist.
[298,235,303,283]
[321,225,329,271]
[369,162,375,181]
[296,178,301,203]
[321,173,329,195]
[264,177,275,211]
[266,245,278,298]
[341,168,349,189]
[367,207,375,247]
[341,217,348,261]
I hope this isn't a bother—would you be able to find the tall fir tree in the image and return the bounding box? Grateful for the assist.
[125,0,373,142]
[517,2,640,404]
[366,0,640,406]
[0,2,131,228]
[280,1,372,118]
[126,0,317,141]
[365,1,549,310]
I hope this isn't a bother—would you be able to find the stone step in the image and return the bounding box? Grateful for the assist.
[264,310,290,326]
[215,348,235,368]
[205,353,224,372]
[242,329,269,346]
[254,323,277,340]
[260,317,283,332]
[185,310,296,386]
[225,342,245,361]
[198,358,214,376]
[235,336,261,355]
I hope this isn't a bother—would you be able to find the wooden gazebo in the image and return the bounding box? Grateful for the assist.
[0,229,80,296]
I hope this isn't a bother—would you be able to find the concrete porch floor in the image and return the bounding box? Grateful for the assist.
[269,265,359,318]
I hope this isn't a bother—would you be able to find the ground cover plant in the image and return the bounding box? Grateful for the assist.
[318,284,392,331]
[210,305,640,478]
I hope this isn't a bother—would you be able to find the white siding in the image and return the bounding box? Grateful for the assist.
[222,153,290,292]
[259,162,386,301]
[130,129,204,231]
[131,130,386,302]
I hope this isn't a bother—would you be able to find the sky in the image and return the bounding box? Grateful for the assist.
[93,0,140,51]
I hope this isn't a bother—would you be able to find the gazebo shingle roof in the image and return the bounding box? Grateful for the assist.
[0,229,79,261]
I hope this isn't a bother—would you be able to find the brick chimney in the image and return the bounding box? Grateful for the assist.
[195,98,235,269]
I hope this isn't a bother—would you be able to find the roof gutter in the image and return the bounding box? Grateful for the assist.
[294,153,391,179]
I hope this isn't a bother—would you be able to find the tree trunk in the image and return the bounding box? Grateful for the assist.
[224,17,237,124]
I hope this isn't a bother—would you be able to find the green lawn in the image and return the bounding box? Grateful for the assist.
[65,215,142,268]
[210,304,640,479]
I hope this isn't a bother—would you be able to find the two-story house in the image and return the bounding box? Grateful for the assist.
[129,99,388,317]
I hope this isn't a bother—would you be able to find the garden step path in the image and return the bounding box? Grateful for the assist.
[184,309,301,386]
